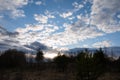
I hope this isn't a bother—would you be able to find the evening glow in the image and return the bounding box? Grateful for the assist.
[44,53,58,59]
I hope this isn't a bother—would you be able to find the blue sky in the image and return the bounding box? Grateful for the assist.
[0,0,120,50]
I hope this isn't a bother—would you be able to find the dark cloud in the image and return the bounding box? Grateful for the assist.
[24,41,48,51]
[0,26,19,37]
[7,32,19,37]
[0,26,8,35]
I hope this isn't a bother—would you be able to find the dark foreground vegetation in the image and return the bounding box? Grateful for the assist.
[0,48,120,80]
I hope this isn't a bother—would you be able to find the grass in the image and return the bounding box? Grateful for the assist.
[0,63,120,80]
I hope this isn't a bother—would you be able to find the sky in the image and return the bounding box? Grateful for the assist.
[0,0,120,50]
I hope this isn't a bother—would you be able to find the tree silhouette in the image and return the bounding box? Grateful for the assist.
[93,48,106,65]
[115,56,120,72]
[76,48,106,80]
[76,50,94,80]
[92,48,107,79]
[53,54,70,72]
[35,50,44,64]
[0,49,26,68]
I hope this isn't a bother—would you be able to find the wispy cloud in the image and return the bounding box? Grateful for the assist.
[15,24,44,33]
[0,0,29,19]
[34,11,55,24]
[34,14,48,24]
[72,2,84,11]
[60,11,73,18]
[45,10,56,19]
[35,1,42,5]
[92,40,111,48]
[11,9,25,18]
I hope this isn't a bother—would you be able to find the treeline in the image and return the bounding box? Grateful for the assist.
[54,48,120,80]
[0,48,120,80]
[0,49,26,68]
[0,49,44,68]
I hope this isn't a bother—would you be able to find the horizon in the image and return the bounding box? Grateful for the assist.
[1,46,120,59]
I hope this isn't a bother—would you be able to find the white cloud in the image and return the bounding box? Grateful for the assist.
[3,0,119,49]
[68,16,75,20]
[2,0,119,50]
[34,11,55,24]
[72,2,84,11]
[35,1,42,5]
[117,14,120,18]
[77,14,90,24]
[77,15,82,19]
[15,24,44,33]
[59,2,85,19]
[92,41,111,48]
[15,13,104,48]
[91,0,120,33]
[0,15,3,19]
[34,14,48,24]
[45,10,55,18]
[60,12,73,18]
[40,19,103,47]
[15,23,59,46]
[0,0,29,18]
[11,9,25,18]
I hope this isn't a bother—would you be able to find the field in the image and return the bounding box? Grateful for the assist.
[0,63,120,80]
